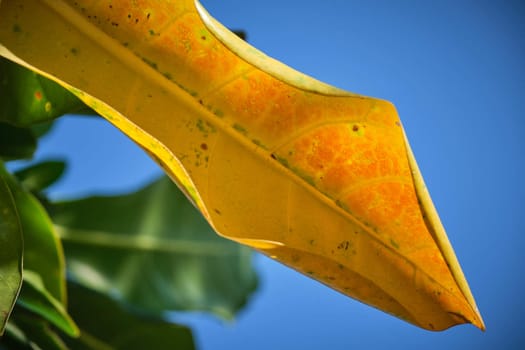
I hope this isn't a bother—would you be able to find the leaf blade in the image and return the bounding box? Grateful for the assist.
[17,270,79,337]
[7,166,67,305]
[0,0,484,330]
[0,122,36,160]
[0,161,23,335]
[65,282,195,350]
[52,176,257,319]
[5,313,69,350]
[14,160,66,193]
[0,56,86,127]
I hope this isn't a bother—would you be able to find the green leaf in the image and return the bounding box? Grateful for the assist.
[0,161,23,335]
[52,176,257,319]
[31,120,55,139]
[66,282,195,350]
[0,321,38,350]
[14,160,66,193]
[0,123,36,160]
[8,173,66,305]
[0,56,86,127]
[3,312,68,350]
[16,270,78,337]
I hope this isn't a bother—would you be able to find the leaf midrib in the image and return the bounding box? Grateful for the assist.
[54,224,237,256]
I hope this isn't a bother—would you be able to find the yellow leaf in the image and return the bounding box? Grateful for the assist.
[0,0,484,331]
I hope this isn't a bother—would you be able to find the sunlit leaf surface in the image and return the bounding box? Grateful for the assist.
[0,0,484,330]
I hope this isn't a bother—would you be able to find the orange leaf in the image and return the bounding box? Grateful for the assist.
[0,0,484,330]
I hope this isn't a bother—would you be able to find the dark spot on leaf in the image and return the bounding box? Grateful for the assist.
[252,139,266,149]
[275,155,289,167]
[141,57,158,70]
[335,199,348,211]
[214,208,221,215]
[301,174,316,187]
[352,124,359,132]
[232,123,247,134]
[337,241,350,250]
[200,143,208,151]
[390,239,400,249]
[12,24,21,33]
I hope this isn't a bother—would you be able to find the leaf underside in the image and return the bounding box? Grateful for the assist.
[0,0,484,331]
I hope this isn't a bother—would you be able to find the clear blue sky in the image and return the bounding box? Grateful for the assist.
[28,0,525,349]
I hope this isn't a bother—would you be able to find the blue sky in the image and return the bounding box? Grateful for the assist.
[28,0,524,349]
